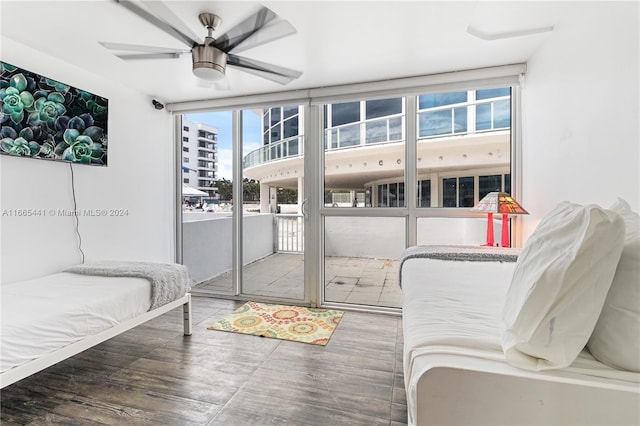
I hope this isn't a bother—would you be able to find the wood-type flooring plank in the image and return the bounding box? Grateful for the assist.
[1,296,407,425]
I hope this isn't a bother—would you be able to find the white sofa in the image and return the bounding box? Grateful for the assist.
[401,201,640,426]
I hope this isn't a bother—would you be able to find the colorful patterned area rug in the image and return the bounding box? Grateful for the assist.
[207,301,344,346]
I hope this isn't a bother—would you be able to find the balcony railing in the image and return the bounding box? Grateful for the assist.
[198,142,216,151]
[203,165,218,170]
[418,97,510,138]
[198,132,216,141]
[275,214,304,253]
[243,97,510,169]
[325,115,404,150]
[243,136,303,169]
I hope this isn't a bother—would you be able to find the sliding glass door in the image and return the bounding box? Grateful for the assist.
[180,111,233,294]
[241,104,306,302]
[321,97,407,309]
[181,107,308,304]
[319,87,513,309]
[175,65,521,312]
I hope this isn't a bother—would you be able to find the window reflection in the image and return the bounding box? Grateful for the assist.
[331,101,360,126]
[442,178,457,207]
[283,116,298,138]
[366,98,402,119]
[458,176,474,207]
[419,180,431,207]
[479,175,502,199]
[419,91,467,109]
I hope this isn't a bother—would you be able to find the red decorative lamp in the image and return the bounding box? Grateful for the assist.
[471,192,528,247]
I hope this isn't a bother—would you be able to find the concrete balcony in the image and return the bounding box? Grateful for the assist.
[182,211,504,309]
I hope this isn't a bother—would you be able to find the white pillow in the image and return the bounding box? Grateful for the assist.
[502,201,625,371]
[610,197,640,242]
[587,198,640,372]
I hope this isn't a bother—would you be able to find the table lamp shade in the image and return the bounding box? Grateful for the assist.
[471,192,528,247]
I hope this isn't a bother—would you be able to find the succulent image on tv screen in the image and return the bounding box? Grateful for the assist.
[0,61,108,166]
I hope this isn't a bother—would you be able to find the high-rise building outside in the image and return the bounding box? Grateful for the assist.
[181,119,218,198]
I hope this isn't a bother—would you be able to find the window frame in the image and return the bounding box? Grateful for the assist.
[171,64,526,265]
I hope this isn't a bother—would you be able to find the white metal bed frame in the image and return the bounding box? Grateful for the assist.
[0,293,192,389]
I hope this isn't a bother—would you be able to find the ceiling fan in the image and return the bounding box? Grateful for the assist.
[100,0,302,85]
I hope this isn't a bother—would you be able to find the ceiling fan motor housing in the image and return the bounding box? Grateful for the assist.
[192,43,227,81]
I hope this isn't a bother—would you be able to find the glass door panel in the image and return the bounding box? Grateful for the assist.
[416,217,493,246]
[180,111,234,295]
[241,105,306,302]
[324,216,404,308]
[415,88,512,210]
[322,96,406,309]
[181,106,307,303]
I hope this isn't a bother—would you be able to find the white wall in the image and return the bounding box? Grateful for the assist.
[182,213,274,283]
[325,216,406,259]
[521,2,639,239]
[324,216,504,258]
[0,38,175,283]
[416,217,503,247]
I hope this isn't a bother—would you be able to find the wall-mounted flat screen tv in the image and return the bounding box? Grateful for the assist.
[0,61,108,166]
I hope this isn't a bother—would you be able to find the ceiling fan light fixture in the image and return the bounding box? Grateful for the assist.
[193,63,225,81]
[192,44,227,81]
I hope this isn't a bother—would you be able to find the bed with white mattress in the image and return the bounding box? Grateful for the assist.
[401,240,640,425]
[1,262,192,388]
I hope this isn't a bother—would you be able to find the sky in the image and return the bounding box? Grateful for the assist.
[185,110,262,180]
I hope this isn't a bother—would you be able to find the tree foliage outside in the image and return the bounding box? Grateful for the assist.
[214,178,261,202]
[243,179,260,201]
[214,178,232,201]
[278,188,298,204]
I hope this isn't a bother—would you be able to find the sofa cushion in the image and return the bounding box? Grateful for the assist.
[502,201,625,370]
[587,198,640,372]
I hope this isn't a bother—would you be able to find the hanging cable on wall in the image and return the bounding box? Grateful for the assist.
[69,163,85,264]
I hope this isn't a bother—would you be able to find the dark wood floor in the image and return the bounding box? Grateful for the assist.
[1,296,407,425]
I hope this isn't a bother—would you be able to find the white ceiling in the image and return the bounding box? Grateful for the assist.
[1,1,568,104]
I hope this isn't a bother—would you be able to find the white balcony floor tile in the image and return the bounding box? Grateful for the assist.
[193,253,402,308]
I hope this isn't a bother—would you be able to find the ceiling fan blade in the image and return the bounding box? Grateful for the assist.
[116,52,185,60]
[113,0,197,47]
[213,6,277,53]
[141,1,201,43]
[100,41,187,54]
[230,19,297,54]
[227,54,302,85]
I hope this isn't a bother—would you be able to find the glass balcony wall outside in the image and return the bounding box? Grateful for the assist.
[417,88,510,137]
[325,114,405,150]
[243,92,510,169]
[243,136,303,168]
